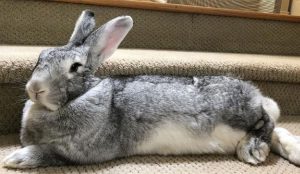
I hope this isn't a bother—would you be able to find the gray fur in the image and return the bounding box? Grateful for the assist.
[69,10,95,46]
[3,10,277,168]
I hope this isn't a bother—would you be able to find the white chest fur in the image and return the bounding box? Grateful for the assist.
[136,122,246,155]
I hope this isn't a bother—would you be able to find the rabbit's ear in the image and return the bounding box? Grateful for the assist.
[84,16,133,72]
[69,10,96,46]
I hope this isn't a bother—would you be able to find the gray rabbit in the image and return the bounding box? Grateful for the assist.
[2,10,300,168]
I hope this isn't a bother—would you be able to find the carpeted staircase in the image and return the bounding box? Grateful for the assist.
[0,0,300,173]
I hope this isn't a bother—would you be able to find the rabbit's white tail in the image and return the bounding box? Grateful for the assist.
[262,97,280,122]
[271,127,300,166]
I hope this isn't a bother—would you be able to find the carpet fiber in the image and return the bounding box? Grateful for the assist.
[1,46,300,83]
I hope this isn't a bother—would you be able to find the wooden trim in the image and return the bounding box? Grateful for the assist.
[279,0,291,14]
[52,0,300,22]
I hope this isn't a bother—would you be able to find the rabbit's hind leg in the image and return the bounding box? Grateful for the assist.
[236,111,275,165]
[271,127,300,166]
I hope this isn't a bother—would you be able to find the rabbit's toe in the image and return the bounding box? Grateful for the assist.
[236,136,270,165]
[251,142,269,162]
[2,148,39,169]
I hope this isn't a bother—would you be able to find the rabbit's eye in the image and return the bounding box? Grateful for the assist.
[70,62,82,73]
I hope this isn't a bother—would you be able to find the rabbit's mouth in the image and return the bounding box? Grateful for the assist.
[26,86,46,103]
[27,90,60,111]
[38,96,60,111]
[28,90,45,102]
[40,101,60,111]
[40,91,65,111]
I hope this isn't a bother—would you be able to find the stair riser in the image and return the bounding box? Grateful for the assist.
[1,0,300,55]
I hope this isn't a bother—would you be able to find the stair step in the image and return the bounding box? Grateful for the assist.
[1,46,300,83]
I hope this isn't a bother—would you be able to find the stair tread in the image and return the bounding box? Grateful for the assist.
[0,46,300,83]
[1,115,300,173]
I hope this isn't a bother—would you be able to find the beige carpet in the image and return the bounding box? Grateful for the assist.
[0,116,299,173]
[1,46,300,83]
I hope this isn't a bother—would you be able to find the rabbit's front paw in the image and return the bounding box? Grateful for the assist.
[236,136,270,165]
[2,147,40,169]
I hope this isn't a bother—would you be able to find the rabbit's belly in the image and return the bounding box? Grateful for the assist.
[135,122,246,155]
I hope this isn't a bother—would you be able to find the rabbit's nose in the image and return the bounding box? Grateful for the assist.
[27,81,46,95]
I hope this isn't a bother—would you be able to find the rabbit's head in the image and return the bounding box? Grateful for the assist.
[26,10,133,111]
